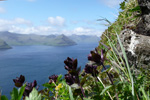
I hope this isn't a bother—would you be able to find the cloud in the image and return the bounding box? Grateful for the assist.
[72,27,102,36]
[0,18,60,35]
[9,26,60,35]
[0,18,103,36]
[100,0,123,8]
[0,18,32,32]
[0,7,5,13]
[8,26,103,36]
[0,18,32,26]
[61,27,103,36]
[14,18,32,26]
[48,16,65,27]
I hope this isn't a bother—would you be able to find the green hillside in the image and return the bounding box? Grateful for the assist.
[0,39,12,49]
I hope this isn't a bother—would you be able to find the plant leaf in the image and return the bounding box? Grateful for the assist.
[100,85,112,95]
[128,6,140,12]
[57,75,62,83]
[1,95,8,100]
[43,83,55,88]
[68,86,74,100]
[140,86,149,100]
[18,84,26,100]
[120,1,126,10]
[10,88,18,100]
[25,88,41,100]
[80,74,89,86]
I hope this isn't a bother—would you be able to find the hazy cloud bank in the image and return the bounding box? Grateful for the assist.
[0,16,102,36]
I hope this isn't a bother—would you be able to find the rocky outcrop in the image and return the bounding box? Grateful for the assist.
[118,29,150,68]
[117,0,150,71]
[134,0,150,35]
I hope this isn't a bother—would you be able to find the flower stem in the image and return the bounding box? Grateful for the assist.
[80,84,86,98]
[102,63,114,85]
[78,79,86,98]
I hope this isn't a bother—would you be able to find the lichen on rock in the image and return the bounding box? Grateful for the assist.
[118,29,150,73]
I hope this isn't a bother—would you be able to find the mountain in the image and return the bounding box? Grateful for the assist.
[0,31,76,46]
[43,34,77,46]
[68,34,100,44]
[0,39,12,49]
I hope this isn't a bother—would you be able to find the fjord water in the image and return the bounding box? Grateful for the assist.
[0,43,98,98]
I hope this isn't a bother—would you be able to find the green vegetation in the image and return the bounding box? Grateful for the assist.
[0,0,150,100]
[99,0,140,46]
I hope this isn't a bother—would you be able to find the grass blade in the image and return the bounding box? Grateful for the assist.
[68,86,74,100]
[116,32,135,99]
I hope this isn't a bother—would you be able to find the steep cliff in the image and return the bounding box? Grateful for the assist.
[99,0,150,71]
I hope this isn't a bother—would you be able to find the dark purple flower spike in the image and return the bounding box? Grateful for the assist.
[64,57,85,98]
[64,57,78,71]
[88,48,106,65]
[84,64,98,77]
[88,48,114,85]
[65,74,75,85]
[23,80,37,97]
[64,57,81,85]
[90,51,101,64]
[48,74,58,84]
[13,75,25,87]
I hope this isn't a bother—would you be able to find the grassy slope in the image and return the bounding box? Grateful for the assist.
[99,0,140,47]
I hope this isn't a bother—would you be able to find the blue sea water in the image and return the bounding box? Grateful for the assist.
[0,43,98,98]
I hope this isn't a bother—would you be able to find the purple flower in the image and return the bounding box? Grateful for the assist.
[88,54,93,61]
[65,74,75,85]
[64,57,81,85]
[64,57,81,76]
[88,48,105,64]
[64,57,77,71]
[84,64,98,76]
[13,75,25,87]
[48,74,58,84]
[90,51,101,63]
[23,80,37,97]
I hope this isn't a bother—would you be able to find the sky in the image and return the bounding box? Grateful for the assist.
[0,0,123,36]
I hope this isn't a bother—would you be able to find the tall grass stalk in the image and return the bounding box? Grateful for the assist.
[97,77,113,100]
[140,86,149,100]
[116,32,135,99]
[103,34,129,79]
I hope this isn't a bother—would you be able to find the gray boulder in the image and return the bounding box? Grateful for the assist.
[118,29,150,70]
[134,0,150,36]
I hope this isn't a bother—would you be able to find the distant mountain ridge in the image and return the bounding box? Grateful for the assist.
[68,34,100,43]
[0,31,77,46]
[0,31,100,48]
